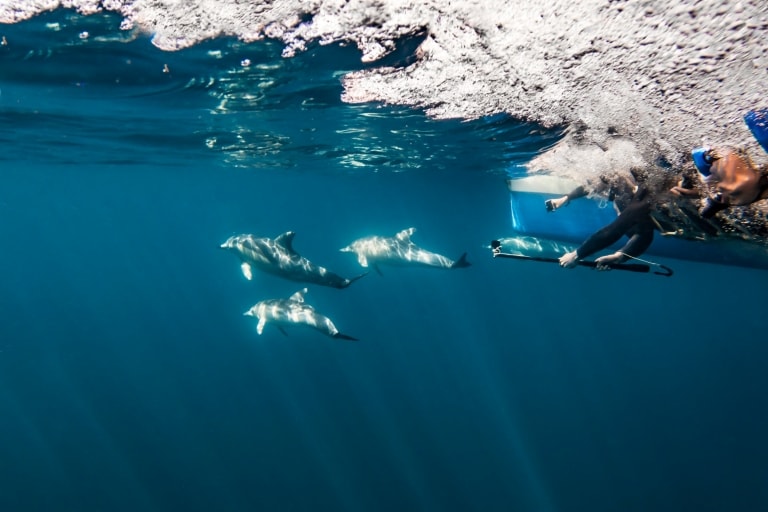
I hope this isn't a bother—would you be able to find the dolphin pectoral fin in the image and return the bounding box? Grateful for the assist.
[289,288,308,302]
[357,254,369,267]
[241,262,253,280]
[451,252,471,269]
[343,272,368,288]
[277,326,289,337]
[257,318,266,335]
[396,227,416,241]
[373,264,383,276]
[333,332,359,341]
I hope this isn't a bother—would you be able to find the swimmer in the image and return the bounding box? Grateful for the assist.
[691,108,768,218]
[559,169,657,270]
[691,146,768,218]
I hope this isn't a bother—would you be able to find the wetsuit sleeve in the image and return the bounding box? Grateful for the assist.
[575,187,652,259]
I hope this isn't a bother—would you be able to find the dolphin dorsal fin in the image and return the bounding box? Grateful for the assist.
[396,227,416,241]
[275,231,297,254]
[289,288,308,303]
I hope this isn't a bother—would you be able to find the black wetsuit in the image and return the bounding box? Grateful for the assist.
[575,185,655,260]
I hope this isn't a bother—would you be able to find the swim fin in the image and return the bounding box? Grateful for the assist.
[744,109,768,154]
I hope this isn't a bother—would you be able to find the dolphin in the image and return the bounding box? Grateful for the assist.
[221,232,366,289]
[244,288,358,341]
[340,227,471,275]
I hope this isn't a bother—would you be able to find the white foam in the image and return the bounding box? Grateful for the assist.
[1,0,766,173]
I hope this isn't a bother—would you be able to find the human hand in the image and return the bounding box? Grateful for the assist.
[670,178,699,197]
[545,196,569,212]
[670,185,698,197]
[559,250,580,268]
[594,251,625,271]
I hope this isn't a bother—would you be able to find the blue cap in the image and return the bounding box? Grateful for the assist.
[692,146,713,176]
[744,108,768,154]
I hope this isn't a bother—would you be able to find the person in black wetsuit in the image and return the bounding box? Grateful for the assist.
[558,170,656,270]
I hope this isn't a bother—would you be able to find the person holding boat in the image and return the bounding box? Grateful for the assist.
[557,169,656,270]
[690,108,768,218]
[690,146,768,218]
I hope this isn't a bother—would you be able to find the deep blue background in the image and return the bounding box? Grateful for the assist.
[1,10,767,512]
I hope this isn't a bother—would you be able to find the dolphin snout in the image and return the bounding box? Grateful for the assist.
[243,310,254,317]
[221,236,239,249]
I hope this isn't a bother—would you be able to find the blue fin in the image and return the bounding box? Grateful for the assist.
[744,109,768,154]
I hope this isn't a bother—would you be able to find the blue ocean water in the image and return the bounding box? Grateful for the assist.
[1,10,767,512]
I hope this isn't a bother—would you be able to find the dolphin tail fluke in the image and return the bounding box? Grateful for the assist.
[451,252,471,269]
[333,332,359,341]
[340,272,368,288]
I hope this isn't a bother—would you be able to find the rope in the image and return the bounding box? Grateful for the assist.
[617,252,674,276]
